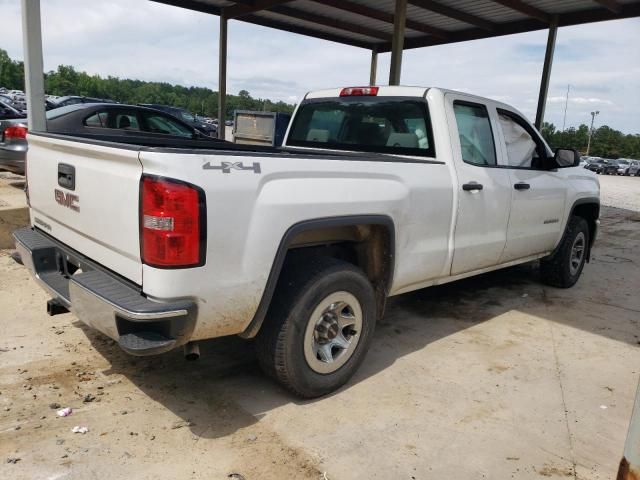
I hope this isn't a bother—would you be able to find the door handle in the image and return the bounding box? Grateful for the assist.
[462,182,483,191]
[514,182,530,190]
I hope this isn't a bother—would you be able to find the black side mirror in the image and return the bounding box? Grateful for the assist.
[554,148,580,168]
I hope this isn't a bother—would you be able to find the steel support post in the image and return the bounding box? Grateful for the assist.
[534,16,558,131]
[389,0,407,86]
[218,12,228,140]
[21,0,46,132]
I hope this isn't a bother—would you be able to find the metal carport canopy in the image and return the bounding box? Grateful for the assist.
[20,0,640,139]
[156,0,640,52]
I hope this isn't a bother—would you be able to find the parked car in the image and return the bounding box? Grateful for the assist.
[10,94,27,112]
[602,159,621,175]
[139,104,217,137]
[585,158,607,174]
[1,94,23,113]
[628,160,640,176]
[48,95,116,110]
[15,86,599,398]
[0,103,224,174]
[615,158,632,176]
[6,89,24,100]
[0,98,24,120]
[0,99,28,174]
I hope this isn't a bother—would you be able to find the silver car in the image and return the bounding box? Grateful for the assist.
[628,160,640,177]
[0,100,28,175]
[616,158,632,176]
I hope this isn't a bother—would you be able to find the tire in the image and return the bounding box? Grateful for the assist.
[256,256,377,398]
[540,216,589,288]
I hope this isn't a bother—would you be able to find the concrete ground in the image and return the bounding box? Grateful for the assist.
[1,174,639,480]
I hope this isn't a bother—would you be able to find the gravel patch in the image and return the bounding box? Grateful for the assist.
[597,174,640,212]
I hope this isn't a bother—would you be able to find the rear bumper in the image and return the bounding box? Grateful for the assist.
[13,227,196,356]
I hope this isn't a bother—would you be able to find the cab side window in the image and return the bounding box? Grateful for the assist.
[453,102,497,166]
[497,110,547,169]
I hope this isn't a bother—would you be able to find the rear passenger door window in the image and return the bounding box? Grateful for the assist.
[453,102,497,166]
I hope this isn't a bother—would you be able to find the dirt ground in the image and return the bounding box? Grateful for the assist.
[1,177,639,479]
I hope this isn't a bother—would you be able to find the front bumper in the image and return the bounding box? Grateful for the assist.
[13,227,196,356]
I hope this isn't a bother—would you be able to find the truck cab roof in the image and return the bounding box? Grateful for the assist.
[305,86,431,99]
[304,86,492,102]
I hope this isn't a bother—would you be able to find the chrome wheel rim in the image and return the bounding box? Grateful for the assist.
[303,291,363,375]
[569,232,586,276]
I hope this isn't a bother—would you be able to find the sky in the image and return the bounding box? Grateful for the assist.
[1,0,639,133]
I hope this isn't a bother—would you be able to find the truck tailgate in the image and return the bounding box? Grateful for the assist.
[26,134,143,284]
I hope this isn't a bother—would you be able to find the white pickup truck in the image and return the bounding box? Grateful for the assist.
[14,86,599,397]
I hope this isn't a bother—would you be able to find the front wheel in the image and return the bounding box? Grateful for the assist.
[256,257,377,398]
[540,216,589,288]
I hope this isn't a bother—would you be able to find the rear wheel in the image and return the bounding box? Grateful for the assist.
[540,216,589,288]
[256,257,377,398]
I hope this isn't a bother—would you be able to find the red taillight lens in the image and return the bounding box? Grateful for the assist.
[339,86,379,97]
[141,176,205,268]
[4,125,28,140]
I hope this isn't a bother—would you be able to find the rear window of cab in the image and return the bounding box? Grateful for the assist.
[287,97,436,157]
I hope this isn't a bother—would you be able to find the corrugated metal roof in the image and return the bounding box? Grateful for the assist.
[154,0,640,51]
[258,10,383,44]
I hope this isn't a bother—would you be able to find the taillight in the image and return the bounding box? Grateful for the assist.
[340,86,379,97]
[140,175,205,268]
[4,125,28,140]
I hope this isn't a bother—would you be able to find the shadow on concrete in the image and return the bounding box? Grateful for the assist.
[78,205,640,439]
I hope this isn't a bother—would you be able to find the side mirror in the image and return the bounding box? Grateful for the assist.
[554,148,580,168]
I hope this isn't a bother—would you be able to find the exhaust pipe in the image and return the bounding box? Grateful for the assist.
[184,342,200,361]
[47,299,69,316]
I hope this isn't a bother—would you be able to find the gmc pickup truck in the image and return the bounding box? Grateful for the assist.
[14,86,599,398]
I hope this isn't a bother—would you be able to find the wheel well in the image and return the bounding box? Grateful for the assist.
[286,222,394,294]
[572,202,599,247]
[284,222,393,325]
[571,202,599,263]
[240,217,395,339]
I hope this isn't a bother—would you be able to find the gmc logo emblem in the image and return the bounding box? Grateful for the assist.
[54,189,80,212]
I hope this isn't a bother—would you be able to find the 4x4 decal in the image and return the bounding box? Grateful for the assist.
[203,161,261,174]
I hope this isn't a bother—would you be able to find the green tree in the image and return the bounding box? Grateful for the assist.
[0,49,25,90]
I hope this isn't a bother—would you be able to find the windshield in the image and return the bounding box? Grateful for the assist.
[617,159,629,165]
[287,97,435,157]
